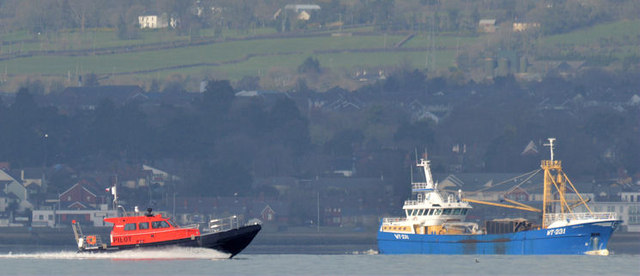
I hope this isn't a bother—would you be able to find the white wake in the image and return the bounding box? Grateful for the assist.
[0,247,230,260]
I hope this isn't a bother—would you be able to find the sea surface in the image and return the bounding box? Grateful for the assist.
[0,247,637,276]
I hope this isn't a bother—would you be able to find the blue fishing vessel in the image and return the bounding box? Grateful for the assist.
[378,138,621,255]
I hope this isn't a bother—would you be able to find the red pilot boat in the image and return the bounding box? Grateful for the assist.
[72,208,261,258]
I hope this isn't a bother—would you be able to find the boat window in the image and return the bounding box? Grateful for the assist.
[442,209,452,215]
[434,209,442,215]
[419,209,426,216]
[405,210,409,216]
[124,223,137,231]
[452,209,461,215]
[462,209,468,215]
[426,209,433,215]
[410,209,416,216]
[139,222,149,230]
[152,221,170,229]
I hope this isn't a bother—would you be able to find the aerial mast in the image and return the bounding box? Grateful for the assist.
[541,138,566,227]
[544,138,555,161]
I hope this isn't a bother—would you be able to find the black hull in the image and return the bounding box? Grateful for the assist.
[80,224,261,258]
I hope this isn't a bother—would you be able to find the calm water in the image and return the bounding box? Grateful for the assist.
[0,248,637,276]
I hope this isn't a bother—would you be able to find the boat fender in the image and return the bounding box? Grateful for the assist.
[86,235,96,245]
[191,235,195,240]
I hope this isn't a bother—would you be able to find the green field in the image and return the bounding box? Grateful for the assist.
[0,20,635,84]
[540,19,640,47]
[0,30,450,80]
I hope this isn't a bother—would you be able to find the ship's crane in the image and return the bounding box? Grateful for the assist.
[460,138,594,228]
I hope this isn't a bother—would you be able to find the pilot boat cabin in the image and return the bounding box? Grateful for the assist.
[105,213,200,247]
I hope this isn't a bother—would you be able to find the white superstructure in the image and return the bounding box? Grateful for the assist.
[381,157,477,234]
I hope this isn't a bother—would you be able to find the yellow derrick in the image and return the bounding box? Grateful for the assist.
[539,138,593,228]
[503,198,541,212]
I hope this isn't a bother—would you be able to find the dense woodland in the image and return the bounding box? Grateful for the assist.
[0,0,637,202]
[0,67,637,199]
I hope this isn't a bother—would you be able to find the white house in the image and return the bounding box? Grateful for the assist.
[0,191,8,212]
[621,191,640,203]
[138,13,176,29]
[513,22,540,32]
[32,205,116,227]
[478,19,496,33]
[0,169,32,211]
[284,4,321,21]
[143,164,180,186]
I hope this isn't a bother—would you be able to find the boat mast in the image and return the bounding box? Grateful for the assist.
[419,154,435,190]
[541,138,599,227]
[541,138,566,228]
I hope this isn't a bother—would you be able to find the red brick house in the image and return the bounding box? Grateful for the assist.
[59,180,100,209]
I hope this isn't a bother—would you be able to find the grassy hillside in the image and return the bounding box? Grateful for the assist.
[0,30,448,81]
[0,20,636,89]
[537,19,640,61]
[540,19,640,46]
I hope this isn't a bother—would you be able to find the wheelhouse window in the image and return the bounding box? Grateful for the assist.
[442,209,452,215]
[452,209,461,215]
[152,220,170,229]
[434,209,442,215]
[139,222,149,230]
[426,209,433,215]
[124,223,137,231]
[462,209,468,215]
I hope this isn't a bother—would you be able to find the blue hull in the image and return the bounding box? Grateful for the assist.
[378,220,621,255]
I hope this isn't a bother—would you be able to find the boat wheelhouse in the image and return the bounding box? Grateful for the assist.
[381,157,476,235]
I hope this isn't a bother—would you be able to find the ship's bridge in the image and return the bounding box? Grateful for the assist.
[412,182,433,191]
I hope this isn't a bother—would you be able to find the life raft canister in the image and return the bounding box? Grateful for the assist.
[86,235,96,245]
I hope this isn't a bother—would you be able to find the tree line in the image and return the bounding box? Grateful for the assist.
[0,0,636,38]
[1,67,638,200]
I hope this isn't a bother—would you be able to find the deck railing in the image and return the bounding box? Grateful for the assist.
[543,212,617,226]
[404,199,427,206]
[206,215,241,233]
[382,217,408,224]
